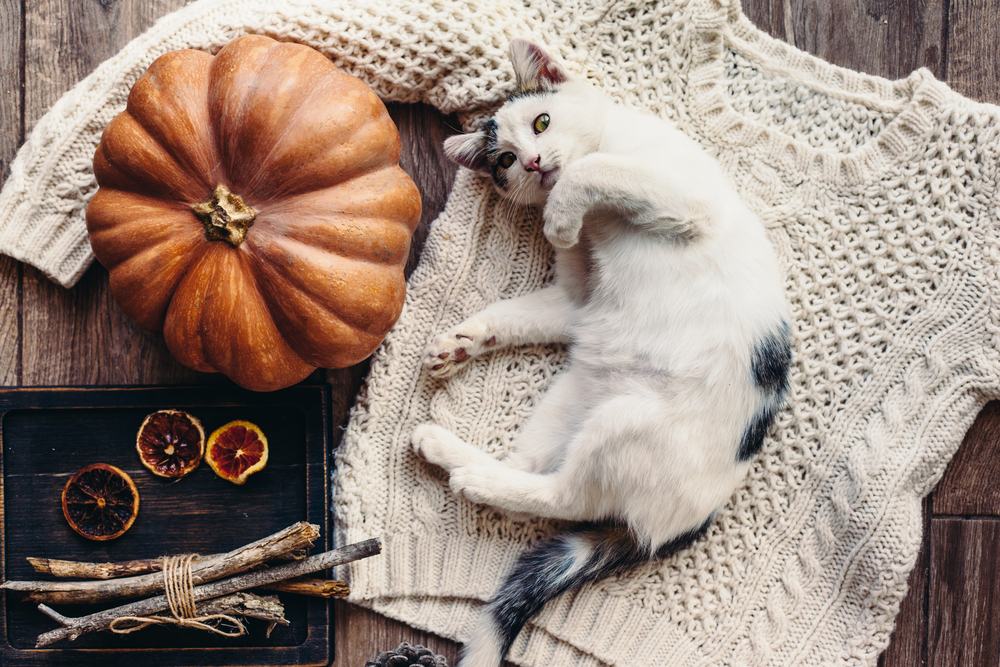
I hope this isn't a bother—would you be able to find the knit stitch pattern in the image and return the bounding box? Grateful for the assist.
[2,1,1000,665]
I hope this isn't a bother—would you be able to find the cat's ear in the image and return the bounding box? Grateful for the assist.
[509,39,568,94]
[443,132,490,175]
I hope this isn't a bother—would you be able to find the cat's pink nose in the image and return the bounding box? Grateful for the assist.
[524,155,541,172]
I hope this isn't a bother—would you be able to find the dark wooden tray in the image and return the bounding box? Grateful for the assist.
[0,385,331,666]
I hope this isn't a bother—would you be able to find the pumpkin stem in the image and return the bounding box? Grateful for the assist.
[192,184,257,248]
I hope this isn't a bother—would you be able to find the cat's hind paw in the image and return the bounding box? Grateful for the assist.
[412,423,493,471]
[422,325,500,379]
[449,464,501,506]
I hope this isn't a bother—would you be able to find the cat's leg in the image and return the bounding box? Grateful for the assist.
[413,417,597,521]
[416,396,618,521]
[412,369,584,473]
[431,391,728,525]
[423,285,576,378]
[502,371,584,474]
[543,153,709,248]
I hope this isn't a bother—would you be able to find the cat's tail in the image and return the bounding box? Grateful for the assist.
[458,520,712,667]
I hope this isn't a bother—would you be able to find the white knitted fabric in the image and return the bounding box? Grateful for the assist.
[3,1,1000,665]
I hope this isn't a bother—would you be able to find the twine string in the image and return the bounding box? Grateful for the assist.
[110,554,245,637]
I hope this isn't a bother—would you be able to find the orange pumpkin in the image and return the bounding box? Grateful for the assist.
[86,35,421,391]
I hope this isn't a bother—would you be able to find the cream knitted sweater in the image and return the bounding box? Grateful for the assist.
[3,0,1000,665]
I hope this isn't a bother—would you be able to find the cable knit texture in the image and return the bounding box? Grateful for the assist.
[3,0,1000,665]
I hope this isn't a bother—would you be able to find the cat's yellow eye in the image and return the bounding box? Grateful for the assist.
[533,114,550,134]
[498,152,516,169]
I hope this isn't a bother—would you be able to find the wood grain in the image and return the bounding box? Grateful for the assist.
[947,0,1000,103]
[0,0,22,387]
[20,0,194,388]
[740,0,792,45]
[0,258,18,386]
[0,0,21,180]
[933,401,1000,516]
[780,0,945,78]
[929,519,1000,667]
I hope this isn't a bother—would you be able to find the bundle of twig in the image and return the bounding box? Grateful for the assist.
[0,522,380,647]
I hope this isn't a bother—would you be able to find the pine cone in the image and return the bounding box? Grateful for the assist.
[365,642,448,667]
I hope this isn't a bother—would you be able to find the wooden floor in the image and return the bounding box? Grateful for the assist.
[1,0,999,665]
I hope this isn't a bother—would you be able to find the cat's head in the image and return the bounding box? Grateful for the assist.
[443,40,602,205]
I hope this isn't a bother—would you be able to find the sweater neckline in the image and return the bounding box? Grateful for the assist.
[686,0,948,189]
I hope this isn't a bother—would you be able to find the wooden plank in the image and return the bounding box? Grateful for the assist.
[0,0,22,388]
[779,0,945,79]
[933,401,1000,516]
[0,0,22,180]
[880,497,931,667]
[741,0,791,44]
[947,0,1000,103]
[928,518,1000,667]
[20,0,189,387]
[0,257,18,387]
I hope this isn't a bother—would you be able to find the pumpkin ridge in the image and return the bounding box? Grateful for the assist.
[241,234,403,337]
[93,113,210,203]
[232,244,362,370]
[124,49,222,198]
[164,245,313,386]
[126,104,219,201]
[240,66,360,197]
[127,112,217,200]
[87,187,203,273]
[246,108,399,202]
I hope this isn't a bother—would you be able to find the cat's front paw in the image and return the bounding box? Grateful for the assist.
[422,324,501,379]
[542,201,583,249]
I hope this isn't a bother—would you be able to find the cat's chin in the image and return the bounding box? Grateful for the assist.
[539,166,559,188]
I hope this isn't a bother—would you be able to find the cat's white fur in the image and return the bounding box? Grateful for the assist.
[411,40,790,667]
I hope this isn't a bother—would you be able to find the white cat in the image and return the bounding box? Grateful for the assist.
[411,40,790,667]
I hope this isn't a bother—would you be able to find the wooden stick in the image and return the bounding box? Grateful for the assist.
[259,577,350,598]
[35,538,380,647]
[41,592,289,638]
[29,557,179,579]
[29,548,310,580]
[5,522,319,605]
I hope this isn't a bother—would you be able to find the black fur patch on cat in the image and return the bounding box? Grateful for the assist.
[737,405,777,462]
[487,519,712,660]
[750,321,791,395]
[737,322,791,462]
[481,119,509,190]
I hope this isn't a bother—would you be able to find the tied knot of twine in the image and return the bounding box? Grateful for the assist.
[109,554,245,637]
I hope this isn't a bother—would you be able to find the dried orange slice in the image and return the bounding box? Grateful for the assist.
[205,420,269,485]
[62,463,140,541]
[136,409,205,479]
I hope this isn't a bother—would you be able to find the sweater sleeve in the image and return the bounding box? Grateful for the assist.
[0,0,548,287]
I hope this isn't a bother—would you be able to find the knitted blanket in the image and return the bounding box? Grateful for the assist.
[3,1,1000,665]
